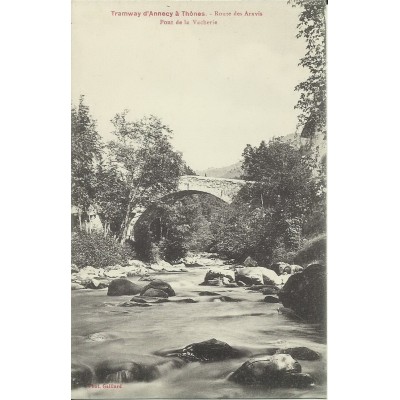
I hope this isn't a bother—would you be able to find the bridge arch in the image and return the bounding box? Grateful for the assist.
[126,175,247,240]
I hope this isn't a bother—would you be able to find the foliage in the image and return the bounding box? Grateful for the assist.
[109,112,186,239]
[71,96,102,212]
[293,233,326,266]
[134,195,226,262]
[94,159,130,234]
[71,230,134,268]
[241,137,317,218]
[210,137,322,265]
[289,0,326,138]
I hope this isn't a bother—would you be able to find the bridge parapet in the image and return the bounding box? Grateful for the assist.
[178,175,246,204]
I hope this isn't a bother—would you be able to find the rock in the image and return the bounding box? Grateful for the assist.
[71,363,93,388]
[81,266,98,275]
[130,296,168,304]
[229,354,312,388]
[73,266,103,282]
[199,291,220,296]
[139,276,156,281]
[140,279,175,297]
[279,372,315,388]
[223,282,239,288]
[120,302,151,307]
[243,256,259,267]
[126,265,150,277]
[128,259,148,268]
[199,278,221,286]
[264,295,281,303]
[269,262,291,276]
[290,264,304,274]
[202,268,235,285]
[141,288,169,298]
[261,286,280,295]
[71,283,85,290]
[235,267,263,286]
[105,264,122,271]
[107,279,143,296]
[260,268,282,286]
[172,262,189,271]
[150,260,173,271]
[71,264,79,273]
[85,278,109,289]
[173,298,197,303]
[156,338,242,362]
[104,270,127,279]
[95,360,160,383]
[279,264,326,323]
[213,296,242,302]
[279,274,292,285]
[277,347,321,361]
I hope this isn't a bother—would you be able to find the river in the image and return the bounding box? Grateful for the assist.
[72,257,326,399]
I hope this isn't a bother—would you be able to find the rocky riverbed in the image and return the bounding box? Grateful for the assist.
[71,253,326,399]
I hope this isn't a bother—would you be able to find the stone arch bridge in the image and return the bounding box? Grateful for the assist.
[126,175,247,240]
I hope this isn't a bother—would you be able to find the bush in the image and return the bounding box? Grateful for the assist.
[71,231,134,268]
[293,233,326,266]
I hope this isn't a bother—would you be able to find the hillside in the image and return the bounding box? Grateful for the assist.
[195,162,242,179]
[195,134,326,179]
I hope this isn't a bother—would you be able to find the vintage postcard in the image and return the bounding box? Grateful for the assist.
[71,0,327,398]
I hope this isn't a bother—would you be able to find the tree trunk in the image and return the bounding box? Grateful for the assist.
[120,201,133,244]
[78,212,82,230]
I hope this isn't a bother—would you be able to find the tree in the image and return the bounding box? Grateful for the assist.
[109,111,186,241]
[289,0,326,139]
[209,137,320,264]
[241,137,317,218]
[94,159,130,236]
[71,95,102,228]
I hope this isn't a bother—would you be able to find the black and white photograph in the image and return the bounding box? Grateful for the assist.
[71,1,327,398]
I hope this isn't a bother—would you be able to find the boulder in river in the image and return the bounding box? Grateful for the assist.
[278,264,326,323]
[104,270,127,279]
[85,278,110,289]
[260,346,321,361]
[290,264,304,274]
[235,267,264,286]
[269,262,291,276]
[201,268,235,286]
[95,360,160,383]
[213,296,242,302]
[141,288,169,298]
[198,291,220,296]
[261,286,280,295]
[173,298,198,303]
[71,363,93,388]
[155,338,242,362]
[107,278,143,296]
[235,267,281,286]
[263,295,281,303]
[276,347,321,361]
[229,354,314,388]
[243,256,259,267]
[140,279,175,297]
[71,282,85,290]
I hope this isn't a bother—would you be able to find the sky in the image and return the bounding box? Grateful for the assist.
[72,0,309,170]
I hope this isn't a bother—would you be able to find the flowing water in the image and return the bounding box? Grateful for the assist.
[72,258,326,399]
